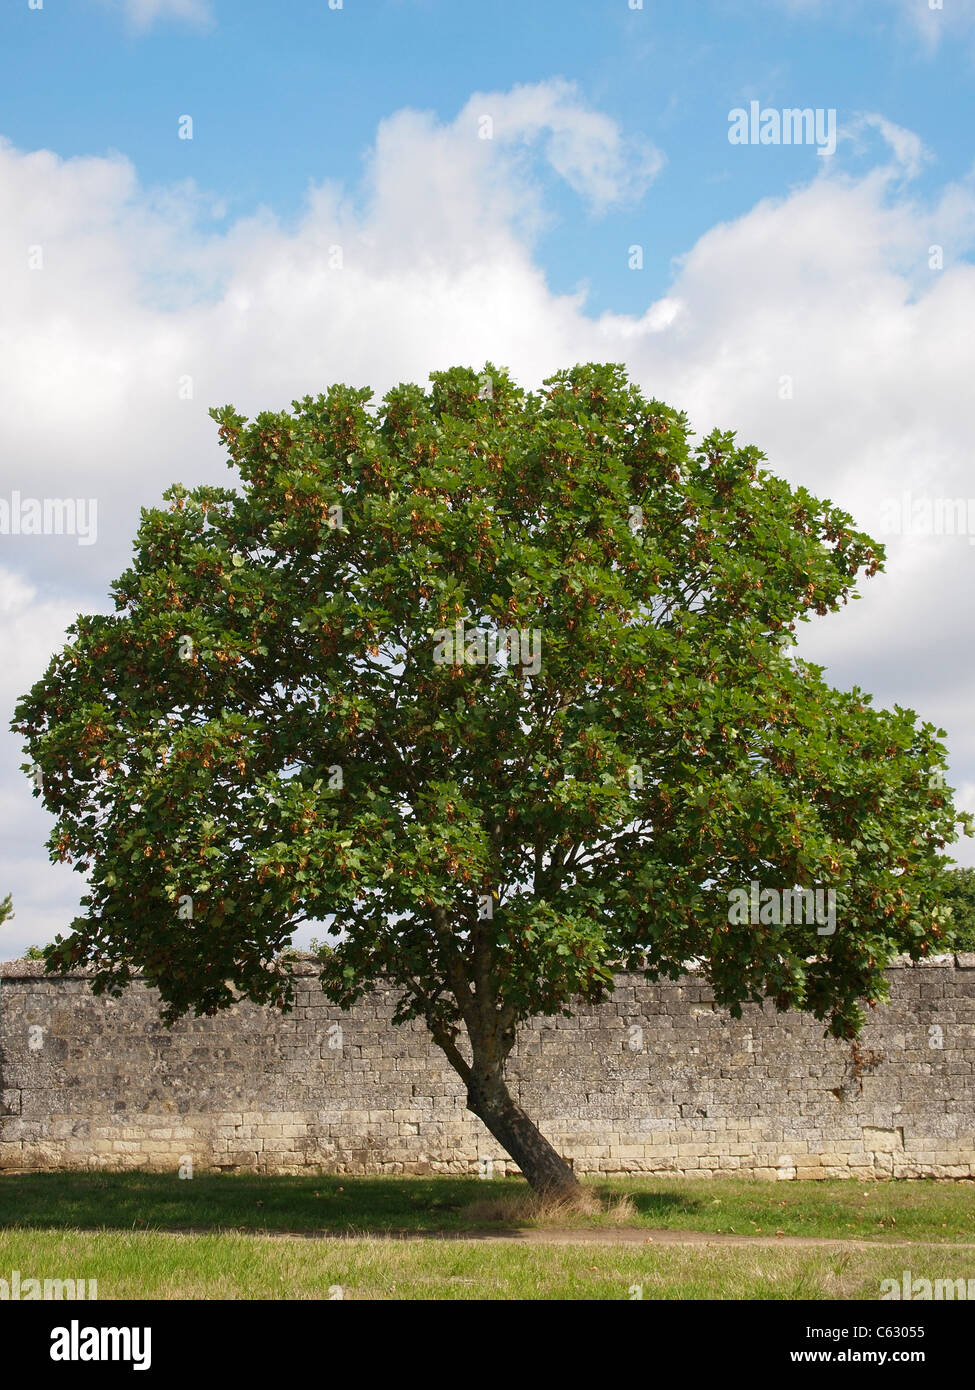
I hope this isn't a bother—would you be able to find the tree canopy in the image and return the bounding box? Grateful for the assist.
[13,362,969,1193]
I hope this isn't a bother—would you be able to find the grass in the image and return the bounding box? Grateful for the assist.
[2,1226,974,1300]
[1,1171,974,1242]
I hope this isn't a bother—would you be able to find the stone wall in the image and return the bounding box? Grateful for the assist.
[2,955,974,1179]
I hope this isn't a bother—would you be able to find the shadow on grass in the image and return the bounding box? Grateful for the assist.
[620,1188,704,1222]
[0,1171,540,1235]
[0,1171,698,1237]
[5,1172,973,1243]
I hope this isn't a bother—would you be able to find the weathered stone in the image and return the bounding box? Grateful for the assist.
[0,959,972,1178]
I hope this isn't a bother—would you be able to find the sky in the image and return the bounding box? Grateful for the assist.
[2,0,975,953]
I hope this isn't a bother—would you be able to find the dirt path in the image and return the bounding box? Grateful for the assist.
[465,1228,975,1249]
[455,1228,975,1250]
[91,1225,975,1250]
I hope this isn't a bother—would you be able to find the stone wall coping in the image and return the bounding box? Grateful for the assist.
[1,950,971,982]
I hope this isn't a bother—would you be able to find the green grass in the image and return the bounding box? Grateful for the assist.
[2,1226,974,1300]
[1,1171,973,1242]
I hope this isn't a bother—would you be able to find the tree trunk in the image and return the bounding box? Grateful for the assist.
[465,1062,581,1198]
[425,908,581,1198]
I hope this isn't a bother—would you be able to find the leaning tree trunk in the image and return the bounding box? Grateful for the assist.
[465,1061,581,1198]
[427,911,581,1198]
[435,1008,581,1196]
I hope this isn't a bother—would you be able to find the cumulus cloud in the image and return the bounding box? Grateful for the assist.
[0,570,91,956]
[462,80,665,212]
[3,82,975,948]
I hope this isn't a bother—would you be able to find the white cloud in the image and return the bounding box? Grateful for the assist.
[98,0,214,30]
[0,569,90,957]
[845,114,930,180]
[769,0,975,50]
[460,79,665,212]
[4,86,975,950]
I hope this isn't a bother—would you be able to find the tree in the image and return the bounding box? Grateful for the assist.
[0,893,39,959]
[933,866,975,951]
[0,893,50,959]
[12,363,969,1197]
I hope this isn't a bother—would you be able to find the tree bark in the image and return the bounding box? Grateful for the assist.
[426,905,580,1198]
[465,1062,581,1198]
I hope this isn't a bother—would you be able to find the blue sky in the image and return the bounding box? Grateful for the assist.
[2,0,975,950]
[2,0,973,311]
